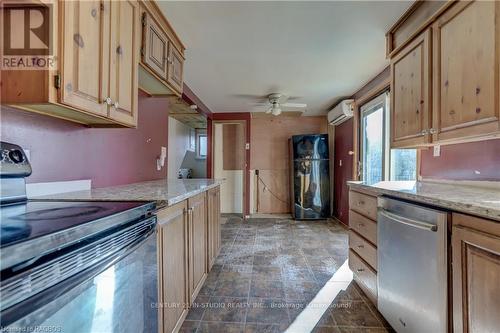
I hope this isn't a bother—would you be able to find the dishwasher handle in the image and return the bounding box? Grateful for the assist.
[379,208,438,232]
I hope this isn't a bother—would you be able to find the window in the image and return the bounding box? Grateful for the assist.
[188,129,196,152]
[196,130,207,159]
[360,92,416,183]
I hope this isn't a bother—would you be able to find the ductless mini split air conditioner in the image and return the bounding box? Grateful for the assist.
[328,99,354,126]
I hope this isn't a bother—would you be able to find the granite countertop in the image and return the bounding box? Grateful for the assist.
[33,179,224,209]
[347,180,500,222]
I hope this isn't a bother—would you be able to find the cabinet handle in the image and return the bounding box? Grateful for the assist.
[104,97,112,105]
[357,244,364,249]
[358,200,365,205]
[420,129,429,136]
[358,223,364,228]
[429,128,437,134]
[357,268,365,272]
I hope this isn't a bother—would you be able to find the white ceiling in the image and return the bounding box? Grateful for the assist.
[158,1,412,115]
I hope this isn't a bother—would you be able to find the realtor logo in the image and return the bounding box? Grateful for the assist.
[1,2,55,69]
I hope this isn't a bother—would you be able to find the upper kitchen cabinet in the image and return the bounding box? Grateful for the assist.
[432,1,500,143]
[60,0,110,118]
[386,0,500,147]
[1,0,140,127]
[390,29,432,148]
[139,1,185,96]
[108,0,141,126]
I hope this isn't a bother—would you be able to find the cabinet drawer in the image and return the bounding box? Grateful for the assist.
[350,210,377,245]
[349,230,377,270]
[349,191,378,220]
[349,249,377,305]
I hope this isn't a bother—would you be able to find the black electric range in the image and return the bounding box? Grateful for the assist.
[0,200,156,270]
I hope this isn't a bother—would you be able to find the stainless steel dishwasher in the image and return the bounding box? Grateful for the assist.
[377,196,448,333]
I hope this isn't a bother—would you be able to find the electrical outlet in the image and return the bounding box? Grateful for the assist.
[433,145,441,157]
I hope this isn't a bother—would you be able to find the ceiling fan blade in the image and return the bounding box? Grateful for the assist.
[282,103,307,108]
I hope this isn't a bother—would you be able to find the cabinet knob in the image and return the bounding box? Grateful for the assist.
[116,45,123,55]
[357,268,365,272]
[113,101,119,109]
[421,129,429,136]
[358,223,364,228]
[429,128,437,134]
[357,244,364,249]
[104,97,112,105]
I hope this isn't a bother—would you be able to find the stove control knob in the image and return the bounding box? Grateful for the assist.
[9,150,24,164]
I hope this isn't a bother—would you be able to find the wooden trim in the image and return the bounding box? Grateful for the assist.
[386,0,455,57]
[351,68,391,180]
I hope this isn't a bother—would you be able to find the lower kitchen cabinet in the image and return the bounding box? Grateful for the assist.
[348,189,379,305]
[188,192,208,302]
[452,213,500,333]
[207,186,221,270]
[157,201,189,333]
[156,185,220,333]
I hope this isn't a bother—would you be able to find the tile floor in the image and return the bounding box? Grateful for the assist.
[180,215,393,333]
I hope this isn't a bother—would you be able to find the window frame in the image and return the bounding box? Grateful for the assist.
[195,131,207,160]
[359,91,417,182]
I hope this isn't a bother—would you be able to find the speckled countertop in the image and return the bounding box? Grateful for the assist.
[348,180,500,222]
[33,179,224,209]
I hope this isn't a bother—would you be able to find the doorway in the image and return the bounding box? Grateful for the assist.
[212,122,246,215]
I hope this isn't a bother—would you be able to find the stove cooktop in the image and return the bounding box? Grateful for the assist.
[0,201,152,248]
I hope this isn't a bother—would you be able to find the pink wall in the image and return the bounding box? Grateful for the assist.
[420,139,500,181]
[0,90,170,188]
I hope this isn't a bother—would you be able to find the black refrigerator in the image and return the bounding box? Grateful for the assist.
[290,134,330,219]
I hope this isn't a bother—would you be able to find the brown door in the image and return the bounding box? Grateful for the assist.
[157,201,189,333]
[188,193,207,301]
[108,0,139,127]
[142,11,169,79]
[333,119,353,225]
[167,44,184,94]
[390,29,432,148]
[452,224,500,332]
[60,0,110,116]
[432,1,500,143]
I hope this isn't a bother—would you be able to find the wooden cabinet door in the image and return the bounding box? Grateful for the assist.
[432,1,500,143]
[452,223,500,333]
[188,193,207,301]
[207,186,221,270]
[108,0,139,126]
[167,44,184,94]
[157,201,189,333]
[60,0,110,116]
[390,29,432,148]
[142,11,169,79]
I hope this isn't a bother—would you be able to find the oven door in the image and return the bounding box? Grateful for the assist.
[4,218,158,333]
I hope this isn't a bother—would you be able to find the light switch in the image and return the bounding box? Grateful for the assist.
[433,145,441,157]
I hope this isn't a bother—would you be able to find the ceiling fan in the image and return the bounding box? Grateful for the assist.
[234,93,307,116]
